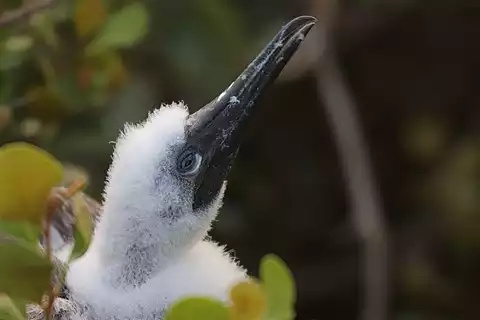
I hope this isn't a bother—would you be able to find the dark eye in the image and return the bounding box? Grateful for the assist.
[177,149,202,176]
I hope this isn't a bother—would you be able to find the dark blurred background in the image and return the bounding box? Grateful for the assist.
[1,0,480,319]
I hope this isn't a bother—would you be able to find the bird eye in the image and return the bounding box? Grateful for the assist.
[177,149,202,176]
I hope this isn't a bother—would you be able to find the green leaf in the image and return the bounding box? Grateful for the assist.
[0,237,52,303]
[30,13,59,48]
[259,254,296,320]
[0,295,25,320]
[0,34,32,71]
[164,297,229,320]
[0,142,63,223]
[10,297,27,318]
[0,221,41,245]
[71,229,86,260]
[0,50,29,71]
[4,36,33,52]
[70,194,94,260]
[86,3,148,55]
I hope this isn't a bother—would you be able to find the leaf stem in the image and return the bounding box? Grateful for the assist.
[42,178,86,319]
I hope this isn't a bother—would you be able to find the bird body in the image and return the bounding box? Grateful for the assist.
[67,241,245,319]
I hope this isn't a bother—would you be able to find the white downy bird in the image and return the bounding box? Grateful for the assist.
[28,15,316,320]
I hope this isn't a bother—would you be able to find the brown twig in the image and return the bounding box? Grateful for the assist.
[64,179,87,199]
[42,179,86,319]
[0,0,56,27]
[311,2,389,319]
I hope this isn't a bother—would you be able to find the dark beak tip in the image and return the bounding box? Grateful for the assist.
[283,15,317,34]
[290,15,318,25]
[188,14,318,133]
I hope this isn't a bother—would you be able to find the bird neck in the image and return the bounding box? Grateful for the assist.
[88,203,210,288]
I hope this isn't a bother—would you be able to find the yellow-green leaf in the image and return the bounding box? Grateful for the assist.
[259,254,296,320]
[0,294,25,320]
[74,0,108,38]
[164,297,229,320]
[0,142,63,223]
[86,3,148,55]
[0,237,52,303]
[229,280,266,320]
[4,36,33,52]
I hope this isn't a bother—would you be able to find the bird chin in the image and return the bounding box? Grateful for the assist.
[194,180,228,216]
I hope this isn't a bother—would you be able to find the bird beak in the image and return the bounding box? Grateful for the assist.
[186,16,316,210]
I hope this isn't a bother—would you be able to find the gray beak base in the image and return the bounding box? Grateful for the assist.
[186,16,317,210]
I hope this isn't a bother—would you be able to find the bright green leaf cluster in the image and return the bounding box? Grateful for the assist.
[0,142,95,319]
[0,0,149,135]
[0,143,60,319]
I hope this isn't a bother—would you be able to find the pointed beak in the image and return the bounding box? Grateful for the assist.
[186,16,316,209]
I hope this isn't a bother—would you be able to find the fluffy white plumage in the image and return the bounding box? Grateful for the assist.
[65,103,247,319]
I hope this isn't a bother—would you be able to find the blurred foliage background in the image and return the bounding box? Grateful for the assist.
[1,0,480,319]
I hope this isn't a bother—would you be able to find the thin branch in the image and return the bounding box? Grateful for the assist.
[43,188,64,320]
[0,0,56,27]
[42,180,86,319]
[316,50,389,320]
[311,2,389,319]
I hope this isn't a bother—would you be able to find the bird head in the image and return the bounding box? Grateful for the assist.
[93,16,317,265]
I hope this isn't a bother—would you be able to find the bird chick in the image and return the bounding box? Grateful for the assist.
[48,16,316,320]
